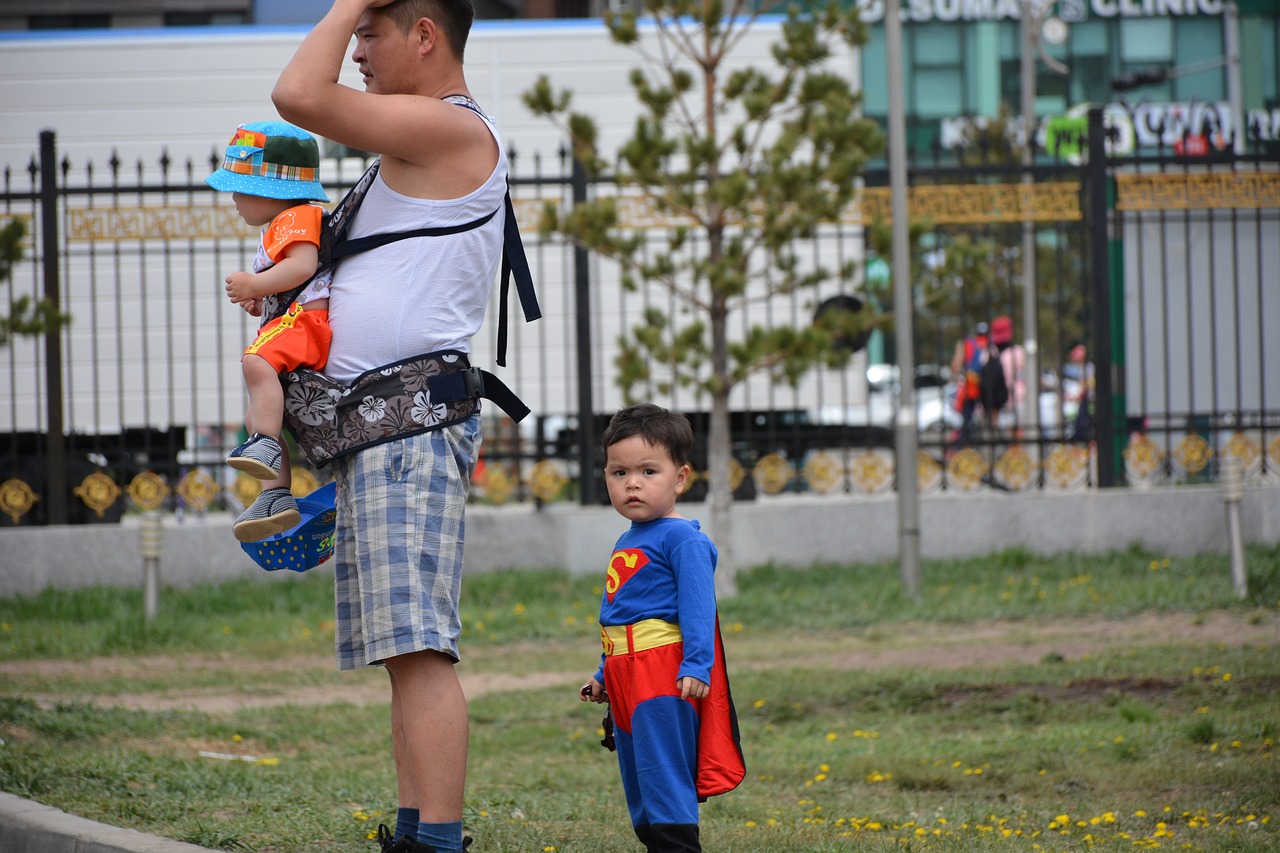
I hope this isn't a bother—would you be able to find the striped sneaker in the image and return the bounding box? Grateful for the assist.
[226,433,283,480]
[233,487,300,542]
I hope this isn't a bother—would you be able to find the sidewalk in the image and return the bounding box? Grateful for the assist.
[0,791,212,853]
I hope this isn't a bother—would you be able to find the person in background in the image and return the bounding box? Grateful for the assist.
[990,314,1027,434]
[950,320,990,447]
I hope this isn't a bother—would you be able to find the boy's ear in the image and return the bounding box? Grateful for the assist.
[674,463,691,494]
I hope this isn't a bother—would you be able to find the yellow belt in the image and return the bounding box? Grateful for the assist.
[601,619,682,656]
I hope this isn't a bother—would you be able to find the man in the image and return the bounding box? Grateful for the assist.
[273,2,505,851]
[950,320,990,448]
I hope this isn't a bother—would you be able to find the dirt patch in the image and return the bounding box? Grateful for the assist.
[3,610,1275,714]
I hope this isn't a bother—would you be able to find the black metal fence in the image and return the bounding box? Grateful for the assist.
[3,112,1278,526]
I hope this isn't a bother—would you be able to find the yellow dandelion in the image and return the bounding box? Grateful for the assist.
[753,699,765,708]
[826,732,838,741]
[513,602,527,615]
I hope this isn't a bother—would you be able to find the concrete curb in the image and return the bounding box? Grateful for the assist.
[0,792,212,853]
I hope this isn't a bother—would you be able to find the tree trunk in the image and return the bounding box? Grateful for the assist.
[707,297,737,597]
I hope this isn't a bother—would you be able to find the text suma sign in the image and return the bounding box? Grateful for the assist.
[856,0,1226,23]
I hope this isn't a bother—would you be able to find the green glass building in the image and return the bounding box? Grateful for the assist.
[855,0,1279,155]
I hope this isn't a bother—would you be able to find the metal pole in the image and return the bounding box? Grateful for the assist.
[1224,2,1245,155]
[571,157,597,506]
[39,130,67,525]
[1020,2,1040,444]
[884,0,920,600]
[140,511,164,622]
[1085,106,1117,487]
[1221,454,1247,600]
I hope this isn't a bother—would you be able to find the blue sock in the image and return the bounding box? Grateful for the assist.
[417,820,464,853]
[395,808,420,841]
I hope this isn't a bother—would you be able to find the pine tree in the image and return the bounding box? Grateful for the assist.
[524,0,884,594]
[0,218,70,345]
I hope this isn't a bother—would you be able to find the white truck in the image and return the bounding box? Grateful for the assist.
[0,19,877,472]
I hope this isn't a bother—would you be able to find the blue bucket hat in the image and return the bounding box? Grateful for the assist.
[205,121,328,203]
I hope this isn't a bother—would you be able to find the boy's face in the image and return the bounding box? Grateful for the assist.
[603,435,689,524]
[231,193,292,228]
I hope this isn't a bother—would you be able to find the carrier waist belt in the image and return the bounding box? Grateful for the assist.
[601,619,683,656]
[281,349,529,468]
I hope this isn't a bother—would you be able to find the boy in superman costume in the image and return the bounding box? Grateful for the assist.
[580,404,745,853]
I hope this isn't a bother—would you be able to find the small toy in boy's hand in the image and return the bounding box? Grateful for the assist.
[599,707,617,752]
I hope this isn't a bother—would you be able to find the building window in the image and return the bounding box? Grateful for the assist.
[165,13,247,26]
[911,24,964,119]
[29,15,110,29]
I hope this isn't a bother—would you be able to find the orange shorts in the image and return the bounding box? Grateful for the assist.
[244,302,331,373]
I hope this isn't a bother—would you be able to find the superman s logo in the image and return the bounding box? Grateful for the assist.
[606,549,649,603]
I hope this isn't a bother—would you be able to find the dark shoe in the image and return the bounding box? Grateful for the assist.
[375,825,472,853]
[375,824,418,853]
[227,432,284,480]
[233,487,300,542]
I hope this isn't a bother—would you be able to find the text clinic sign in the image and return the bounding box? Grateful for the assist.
[855,0,1227,23]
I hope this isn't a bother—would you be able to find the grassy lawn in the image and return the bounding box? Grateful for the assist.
[1,545,1278,852]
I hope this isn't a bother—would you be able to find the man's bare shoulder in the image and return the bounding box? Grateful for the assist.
[376,96,499,200]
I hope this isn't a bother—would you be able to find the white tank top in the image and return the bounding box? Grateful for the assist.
[324,100,507,384]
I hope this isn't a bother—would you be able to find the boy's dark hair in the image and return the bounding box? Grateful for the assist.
[383,0,474,61]
[601,404,693,468]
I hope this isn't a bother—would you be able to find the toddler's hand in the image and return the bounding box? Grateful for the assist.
[225,271,259,306]
[580,678,606,703]
[243,297,263,318]
[678,676,709,700]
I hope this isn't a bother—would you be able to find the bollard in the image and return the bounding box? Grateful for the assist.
[140,511,164,622]
[1221,453,1247,601]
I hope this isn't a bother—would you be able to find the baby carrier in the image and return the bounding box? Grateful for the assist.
[264,155,541,468]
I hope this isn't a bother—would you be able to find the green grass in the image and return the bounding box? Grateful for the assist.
[1,545,1278,852]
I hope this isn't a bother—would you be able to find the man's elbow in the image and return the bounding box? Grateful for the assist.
[271,82,312,125]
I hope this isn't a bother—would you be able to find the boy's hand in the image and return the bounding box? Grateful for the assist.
[678,676,709,700]
[243,297,263,318]
[580,678,606,703]
[224,271,262,306]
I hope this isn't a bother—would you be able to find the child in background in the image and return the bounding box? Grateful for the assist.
[205,121,330,542]
[580,403,745,853]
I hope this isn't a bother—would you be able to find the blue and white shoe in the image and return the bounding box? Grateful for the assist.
[226,433,283,480]
[233,487,300,543]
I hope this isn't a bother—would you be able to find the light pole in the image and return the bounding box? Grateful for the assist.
[884,0,921,600]
[1020,0,1043,446]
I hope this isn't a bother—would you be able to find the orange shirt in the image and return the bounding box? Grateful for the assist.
[262,204,322,264]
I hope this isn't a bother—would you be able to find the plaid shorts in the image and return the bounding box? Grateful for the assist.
[331,414,481,670]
